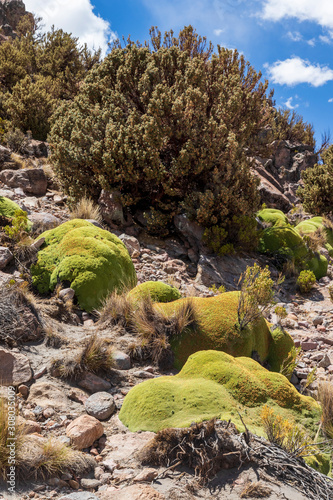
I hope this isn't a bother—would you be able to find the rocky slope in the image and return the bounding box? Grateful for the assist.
[0,139,333,500]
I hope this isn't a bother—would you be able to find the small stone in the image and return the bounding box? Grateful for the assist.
[301,341,319,351]
[66,415,104,449]
[68,388,88,405]
[43,407,55,418]
[102,459,116,472]
[59,288,75,301]
[319,354,331,369]
[78,373,111,393]
[317,325,327,333]
[113,351,131,370]
[34,366,47,379]
[0,246,13,269]
[298,321,309,329]
[18,385,29,398]
[132,370,155,379]
[68,479,80,489]
[61,473,72,481]
[119,234,140,258]
[327,365,333,374]
[133,468,158,483]
[81,478,101,490]
[311,352,324,362]
[313,315,324,326]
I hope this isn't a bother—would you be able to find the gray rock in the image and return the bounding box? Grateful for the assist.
[0,246,13,269]
[30,237,45,251]
[85,392,116,420]
[85,219,103,229]
[59,288,75,301]
[59,493,99,500]
[78,373,111,393]
[28,212,61,232]
[119,233,140,257]
[0,145,11,164]
[81,478,101,490]
[319,354,331,369]
[0,188,15,199]
[98,190,124,225]
[113,351,131,370]
[174,214,204,242]
[0,168,47,196]
[0,348,32,386]
[313,315,324,326]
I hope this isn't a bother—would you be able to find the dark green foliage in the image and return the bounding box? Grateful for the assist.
[298,145,333,215]
[270,108,315,147]
[49,26,273,236]
[0,16,100,141]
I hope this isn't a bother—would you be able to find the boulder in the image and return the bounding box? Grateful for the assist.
[0,168,47,196]
[119,233,140,257]
[0,246,13,269]
[0,348,32,385]
[113,351,131,370]
[28,212,60,232]
[66,415,104,449]
[98,190,125,226]
[84,392,116,420]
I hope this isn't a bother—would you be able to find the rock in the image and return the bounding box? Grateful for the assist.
[113,351,131,370]
[98,190,124,225]
[196,253,256,290]
[33,366,47,379]
[78,373,111,393]
[174,213,204,245]
[0,246,13,269]
[23,139,49,158]
[313,315,324,326]
[69,479,80,489]
[59,494,99,500]
[28,212,61,232]
[0,348,32,386]
[66,415,104,450]
[18,384,29,398]
[133,468,159,483]
[0,0,26,34]
[68,388,88,405]
[59,288,75,301]
[301,341,319,351]
[30,237,45,251]
[81,478,101,490]
[84,392,116,420]
[85,219,103,229]
[104,431,155,465]
[28,382,70,411]
[99,485,165,500]
[133,370,155,379]
[19,418,42,434]
[319,354,331,369]
[0,145,11,164]
[119,234,140,257]
[0,168,47,196]
[22,196,40,210]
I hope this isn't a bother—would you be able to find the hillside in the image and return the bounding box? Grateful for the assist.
[0,2,333,500]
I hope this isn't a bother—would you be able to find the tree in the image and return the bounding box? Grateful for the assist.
[298,145,333,215]
[50,26,272,237]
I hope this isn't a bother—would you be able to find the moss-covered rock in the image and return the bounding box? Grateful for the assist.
[31,219,137,311]
[155,291,294,370]
[295,217,333,257]
[0,196,21,218]
[258,224,327,279]
[128,281,181,304]
[257,208,289,226]
[119,350,320,434]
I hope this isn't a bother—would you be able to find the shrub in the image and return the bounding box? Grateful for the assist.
[274,305,287,324]
[297,270,316,293]
[270,108,315,146]
[260,405,313,457]
[3,127,29,153]
[298,145,333,215]
[49,26,274,237]
[237,264,281,330]
[4,209,30,242]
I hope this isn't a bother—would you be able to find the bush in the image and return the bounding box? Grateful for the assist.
[297,270,316,293]
[298,145,333,215]
[3,127,29,153]
[237,264,280,330]
[49,26,273,237]
[270,108,315,147]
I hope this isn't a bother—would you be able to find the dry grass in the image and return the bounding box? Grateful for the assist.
[70,197,102,223]
[98,291,135,328]
[51,333,114,380]
[317,382,333,438]
[20,436,94,480]
[240,481,272,498]
[0,397,25,480]
[300,227,327,253]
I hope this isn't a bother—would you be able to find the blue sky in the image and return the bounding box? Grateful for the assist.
[25,0,333,148]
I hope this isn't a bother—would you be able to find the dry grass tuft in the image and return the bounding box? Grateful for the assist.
[300,227,327,253]
[20,436,94,480]
[51,333,114,380]
[98,291,134,328]
[70,197,102,223]
[240,481,272,498]
[317,381,333,438]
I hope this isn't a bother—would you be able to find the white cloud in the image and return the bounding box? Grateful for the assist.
[265,57,333,87]
[24,0,115,56]
[260,0,333,31]
[286,31,302,42]
[307,38,316,46]
[284,97,299,109]
[319,35,332,44]
[213,29,224,36]
[329,98,333,103]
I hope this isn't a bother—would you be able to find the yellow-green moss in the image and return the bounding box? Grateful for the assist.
[155,291,293,371]
[295,217,333,258]
[119,350,320,434]
[31,219,137,311]
[127,281,181,304]
[257,208,289,226]
[0,196,21,218]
